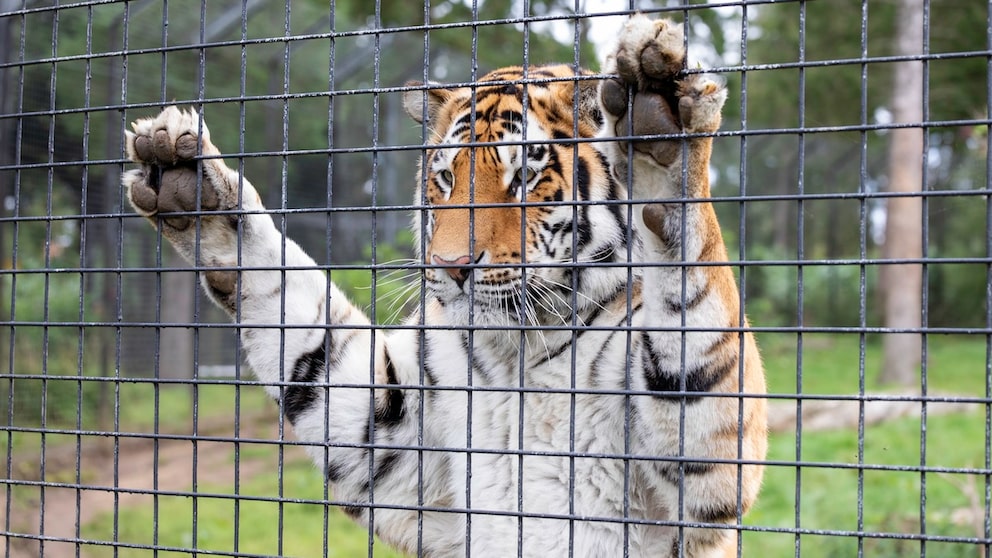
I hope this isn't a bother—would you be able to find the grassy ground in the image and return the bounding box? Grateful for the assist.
[746,333,988,557]
[80,458,404,558]
[1,380,274,456]
[74,333,989,557]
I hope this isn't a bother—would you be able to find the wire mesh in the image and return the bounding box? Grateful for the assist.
[0,1,990,557]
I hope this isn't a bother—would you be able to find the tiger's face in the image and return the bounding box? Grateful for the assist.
[402,66,625,326]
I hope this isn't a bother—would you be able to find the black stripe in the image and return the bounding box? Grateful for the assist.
[476,85,522,104]
[341,504,365,519]
[576,291,609,335]
[588,333,616,387]
[588,307,638,387]
[690,499,741,525]
[587,243,617,264]
[373,450,402,482]
[353,449,404,503]
[479,101,499,122]
[599,174,629,231]
[532,339,571,367]
[528,145,547,160]
[423,343,438,384]
[640,334,737,403]
[590,283,627,318]
[576,212,592,247]
[587,106,604,129]
[654,459,716,486]
[665,283,708,314]
[326,459,348,483]
[538,218,568,255]
[565,213,592,293]
[373,349,405,426]
[575,155,591,201]
[598,152,629,234]
[284,340,329,424]
[498,109,522,123]
[545,147,563,176]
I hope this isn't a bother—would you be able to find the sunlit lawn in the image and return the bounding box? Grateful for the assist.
[75,333,988,557]
[745,333,988,557]
[80,458,404,558]
[1,380,274,454]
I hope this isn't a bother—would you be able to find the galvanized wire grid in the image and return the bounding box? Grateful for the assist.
[0,1,990,557]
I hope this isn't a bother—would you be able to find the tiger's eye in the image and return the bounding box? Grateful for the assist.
[438,169,454,185]
[516,167,537,184]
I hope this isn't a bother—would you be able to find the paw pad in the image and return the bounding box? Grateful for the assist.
[601,15,727,168]
[123,106,233,230]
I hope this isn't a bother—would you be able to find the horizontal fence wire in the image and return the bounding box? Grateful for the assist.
[0,1,990,557]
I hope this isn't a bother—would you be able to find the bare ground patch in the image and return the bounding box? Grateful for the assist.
[1,410,308,558]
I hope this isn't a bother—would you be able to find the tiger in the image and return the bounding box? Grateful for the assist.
[122,14,767,558]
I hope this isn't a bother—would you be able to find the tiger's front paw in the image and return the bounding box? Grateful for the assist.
[122,106,240,232]
[122,106,267,300]
[600,15,726,169]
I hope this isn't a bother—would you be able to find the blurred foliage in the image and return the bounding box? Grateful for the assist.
[714,0,990,332]
[0,0,988,423]
[741,0,988,127]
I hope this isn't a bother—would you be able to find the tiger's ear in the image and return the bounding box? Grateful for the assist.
[555,75,604,133]
[402,82,455,124]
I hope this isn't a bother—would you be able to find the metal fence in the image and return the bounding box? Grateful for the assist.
[1,0,990,557]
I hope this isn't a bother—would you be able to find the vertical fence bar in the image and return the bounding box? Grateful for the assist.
[985,4,992,557]
[794,0,807,550]
[621,2,635,555]
[277,1,291,555]
[74,5,94,557]
[415,4,431,556]
[918,3,932,556]
[0,5,24,554]
[323,4,337,558]
[112,5,131,556]
[35,5,58,556]
[856,1,870,556]
[152,3,170,556]
[982,4,992,558]
[368,3,382,555]
[465,2,480,554]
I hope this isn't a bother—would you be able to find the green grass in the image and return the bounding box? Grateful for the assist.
[81,459,404,558]
[744,333,988,557]
[746,411,985,557]
[757,332,988,396]
[1,381,272,456]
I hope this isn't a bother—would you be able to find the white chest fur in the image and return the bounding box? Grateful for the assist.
[415,314,664,556]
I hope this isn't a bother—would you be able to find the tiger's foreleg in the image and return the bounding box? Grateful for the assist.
[122,106,460,555]
[599,15,767,557]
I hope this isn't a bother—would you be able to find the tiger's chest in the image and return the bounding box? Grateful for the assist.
[417,315,658,555]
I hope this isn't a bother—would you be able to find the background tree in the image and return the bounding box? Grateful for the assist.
[879,0,924,386]
[738,0,988,359]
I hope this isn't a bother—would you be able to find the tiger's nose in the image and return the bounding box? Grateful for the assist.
[432,254,473,288]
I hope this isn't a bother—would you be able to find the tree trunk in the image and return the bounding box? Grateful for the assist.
[0,0,19,375]
[879,0,924,386]
[158,251,196,379]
